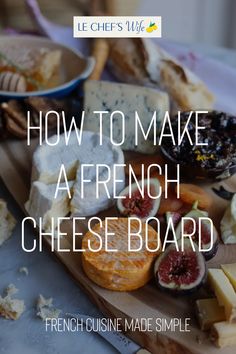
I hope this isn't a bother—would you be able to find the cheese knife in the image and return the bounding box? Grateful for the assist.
[67,313,151,354]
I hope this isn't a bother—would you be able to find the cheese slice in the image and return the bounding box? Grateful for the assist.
[222,263,236,292]
[25,181,73,232]
[83,80,169,154]
[208,268,236,322]
[196,298,225,331]
[82,218,161,291]
[211,321,236,348]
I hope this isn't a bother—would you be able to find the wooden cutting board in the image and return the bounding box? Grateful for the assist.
[1,138,236,354]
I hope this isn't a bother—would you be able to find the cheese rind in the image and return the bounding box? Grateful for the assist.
[196,298,225,331]
[83,80,169,154]
[208,268,236,322]
[31,130,125,218]
[25,181,73,232]
[32,131,80,183]
[82,218,161,291]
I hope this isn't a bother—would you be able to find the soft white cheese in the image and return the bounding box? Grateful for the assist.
[70,133,125,216]
[30,131,125,218]
[25,181,73,232]
[32,131,80,183]
[221,194,236,244]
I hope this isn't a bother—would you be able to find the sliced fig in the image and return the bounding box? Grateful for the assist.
[166,211,182,228]
[154,240,206,295]
[175,208,219,260]
[117,178,161,221]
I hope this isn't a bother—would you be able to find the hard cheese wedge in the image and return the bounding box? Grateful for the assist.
[222,263,236,292]
[83,80,169,154]
[208,269,236,322]
[196,298,225,331]
[211,321,236,348]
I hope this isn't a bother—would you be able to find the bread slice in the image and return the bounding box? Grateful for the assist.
[109,38,215,112]
[0,199,16,246]
[82,218,161,291]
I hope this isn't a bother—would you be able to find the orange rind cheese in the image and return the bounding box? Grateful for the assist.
[177,184,212,210]
[82,218,161,291]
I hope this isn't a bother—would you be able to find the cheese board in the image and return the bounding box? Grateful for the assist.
[0,137,236,354]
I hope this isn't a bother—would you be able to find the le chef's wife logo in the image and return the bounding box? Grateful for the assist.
[73,16,162,38]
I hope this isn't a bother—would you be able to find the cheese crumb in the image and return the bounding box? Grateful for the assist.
[36,294,61,321]
[0,284,25,320]
[19,267,29,276]
[5,283,18,296]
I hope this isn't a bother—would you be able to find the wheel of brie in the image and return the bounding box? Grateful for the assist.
[26,130,125,231]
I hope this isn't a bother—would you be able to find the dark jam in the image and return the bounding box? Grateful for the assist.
[162,111,236,172]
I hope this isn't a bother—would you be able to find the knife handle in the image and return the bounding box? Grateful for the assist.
[136,349,152,354]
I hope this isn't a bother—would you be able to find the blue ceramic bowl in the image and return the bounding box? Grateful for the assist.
[0,35,95,100]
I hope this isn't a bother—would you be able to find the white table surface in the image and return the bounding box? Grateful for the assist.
[0,44,236,354]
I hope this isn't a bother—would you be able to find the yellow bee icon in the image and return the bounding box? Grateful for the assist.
[146,22,158,33]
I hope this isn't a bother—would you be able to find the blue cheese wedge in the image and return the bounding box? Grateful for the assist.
[83,81,169,154]
[221,194,236,244]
